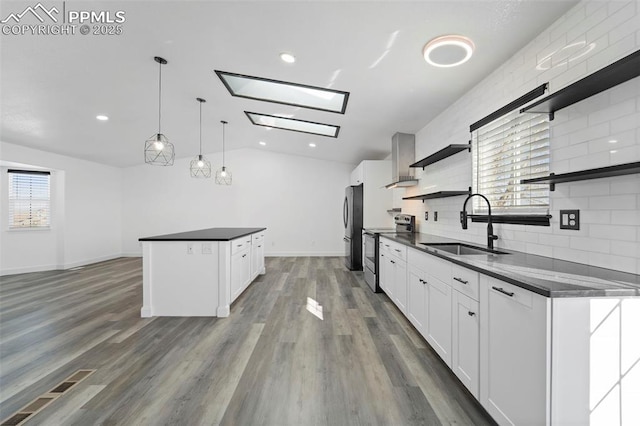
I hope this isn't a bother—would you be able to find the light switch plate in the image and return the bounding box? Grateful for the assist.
[559,209,580,230]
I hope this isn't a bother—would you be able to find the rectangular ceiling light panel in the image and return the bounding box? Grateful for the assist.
[245,112,340,138]
[216,71,349,114]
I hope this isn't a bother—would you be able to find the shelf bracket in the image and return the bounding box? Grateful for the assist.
[548,112,555,121]
[549,173,555,191]
[467,141,471,152]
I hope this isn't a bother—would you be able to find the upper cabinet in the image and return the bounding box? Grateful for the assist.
[350,162,364,186]
[350,160,393,228]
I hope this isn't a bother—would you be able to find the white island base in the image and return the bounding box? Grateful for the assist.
[140,228,266,317]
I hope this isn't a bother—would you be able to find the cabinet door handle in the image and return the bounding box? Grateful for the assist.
[468,311,476,317]
[453,277,469,285]
[492,286,514,297]
[242,254,247,258]
[381,254,384,257]
[385,244,390,247]
[237,244,243,247]
[390,260,396,264]
[394,249,401,253]
[258,245,262,248]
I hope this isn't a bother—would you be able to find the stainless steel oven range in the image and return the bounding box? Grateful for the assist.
[363,214,415,292]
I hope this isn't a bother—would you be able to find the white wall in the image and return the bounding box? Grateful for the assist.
[403,0,640,274]
[0,142,123,275]
[122,148,352,256]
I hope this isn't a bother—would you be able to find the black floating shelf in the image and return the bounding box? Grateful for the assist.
[520,49,640,120]
[410,143,471,169]
[520,161,640,191]
[403,189,471,203]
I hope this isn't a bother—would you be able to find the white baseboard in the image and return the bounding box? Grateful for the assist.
[266,252,344,257]
[0,263,59,276]
[62,253,123,269]
[121,252,142,258]
[1,253,126,276]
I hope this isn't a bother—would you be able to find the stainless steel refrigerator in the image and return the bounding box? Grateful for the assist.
[343,185,363,271]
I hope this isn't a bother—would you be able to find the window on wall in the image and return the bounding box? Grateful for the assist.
[471,109,550,216]
[7,170,51,229]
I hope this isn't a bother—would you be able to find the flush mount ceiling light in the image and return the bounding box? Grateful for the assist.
[215,70,349,114]
[259,141,266,146]
[245,112,340,138]
[423,35,475,68]
[309,143,316,148]
[215,121,232,185]
[280,52,296,63]
[96,115,109,121]
[190,98,212,179]
[145,56,175,166]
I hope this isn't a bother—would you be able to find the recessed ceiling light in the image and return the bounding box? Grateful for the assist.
[309,143,316,148]
[96,115,109,121]
[423,35,475,68]
[610,150,618,154]
[608,139,618,144]
[280,52,296,63]
[259,141,266,146]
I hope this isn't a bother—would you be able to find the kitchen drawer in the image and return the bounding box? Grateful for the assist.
[408,248,450,282]
[231,237,251,255]
[451,264,479,301]
[483,275,533,309]
[252,232,265,243]
[384,239,407,261]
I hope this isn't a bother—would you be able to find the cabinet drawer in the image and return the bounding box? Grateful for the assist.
[408,248,450,282]
[380,238,406,260]
[451,265,479,301]
[484,276,533,309]
[231,238,250,255]
[252,232,265,244]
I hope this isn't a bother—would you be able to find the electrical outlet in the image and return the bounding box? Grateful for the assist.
[434,211,438,221]
[559,210,580,230]
[202,243,212,254]
[424,211,428,221]
[187,243,194,254]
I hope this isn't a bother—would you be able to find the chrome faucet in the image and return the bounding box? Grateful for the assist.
[460,193,498,250]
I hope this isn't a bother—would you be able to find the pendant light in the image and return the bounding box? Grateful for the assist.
[144,56,175,166]
[215,120,232,185]
[190,98,212,178]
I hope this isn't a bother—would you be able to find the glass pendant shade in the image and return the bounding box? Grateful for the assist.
[215,166,232,185]
[190,154,212,178]
[215,120,232,185]
[190,97,211,178]
[146,56,175,166]
[145,133,175,166]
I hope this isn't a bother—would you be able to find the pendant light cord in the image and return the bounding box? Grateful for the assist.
[158,60,162,134]
[222,122,226,166]
[199,101,202,155]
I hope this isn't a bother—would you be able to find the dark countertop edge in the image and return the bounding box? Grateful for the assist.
[380,233,640,299]
[139,227,267,242]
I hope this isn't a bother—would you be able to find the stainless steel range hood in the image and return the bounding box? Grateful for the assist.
[385,132,418,189]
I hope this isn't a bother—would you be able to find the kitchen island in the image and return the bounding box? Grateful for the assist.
[139,227,266,317]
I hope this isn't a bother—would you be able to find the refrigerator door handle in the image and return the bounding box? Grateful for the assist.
[343,197,348,228]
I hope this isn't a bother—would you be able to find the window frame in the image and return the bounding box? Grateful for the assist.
[7,169,52,230]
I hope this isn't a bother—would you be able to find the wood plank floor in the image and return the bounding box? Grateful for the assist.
[0,257,495,425]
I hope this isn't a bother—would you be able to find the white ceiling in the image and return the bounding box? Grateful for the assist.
[0,0,578,168]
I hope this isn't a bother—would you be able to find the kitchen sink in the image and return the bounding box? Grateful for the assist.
[421,242,509,255]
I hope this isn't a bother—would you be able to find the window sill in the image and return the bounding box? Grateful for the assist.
[469,214,551,226]
[6,227,52,232]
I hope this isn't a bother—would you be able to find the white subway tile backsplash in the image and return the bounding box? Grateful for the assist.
[611,210,640,226]
[407,0,640,275]
[589,195,637,210]
[589,224,637,242]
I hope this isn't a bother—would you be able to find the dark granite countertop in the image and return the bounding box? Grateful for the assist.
[139,227,266,242]
[379,232,640,298]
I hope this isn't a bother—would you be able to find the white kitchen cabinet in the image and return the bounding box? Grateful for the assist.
[379,237,407,314]
[480,275,548,426]
[350,160,393,228]
[251,232,265,279]
[231,246,251,302]
[392,257,407,314]
[452,290,479,398]
[407,266,427,333]
[425,275,452,367]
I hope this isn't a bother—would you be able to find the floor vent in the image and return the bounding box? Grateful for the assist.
[0,369,95,426]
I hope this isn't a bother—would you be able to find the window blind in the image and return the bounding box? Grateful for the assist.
[7,170,51,229]
[472,109,549,215]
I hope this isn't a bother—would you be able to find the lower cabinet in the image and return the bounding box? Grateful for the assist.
[251,234,265,279]
[231,248,251,301]
[407,267,427,332]
[379,238,407,315]
[425,275,452,367]
[479,275,548,426]
[451,290,479,398]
